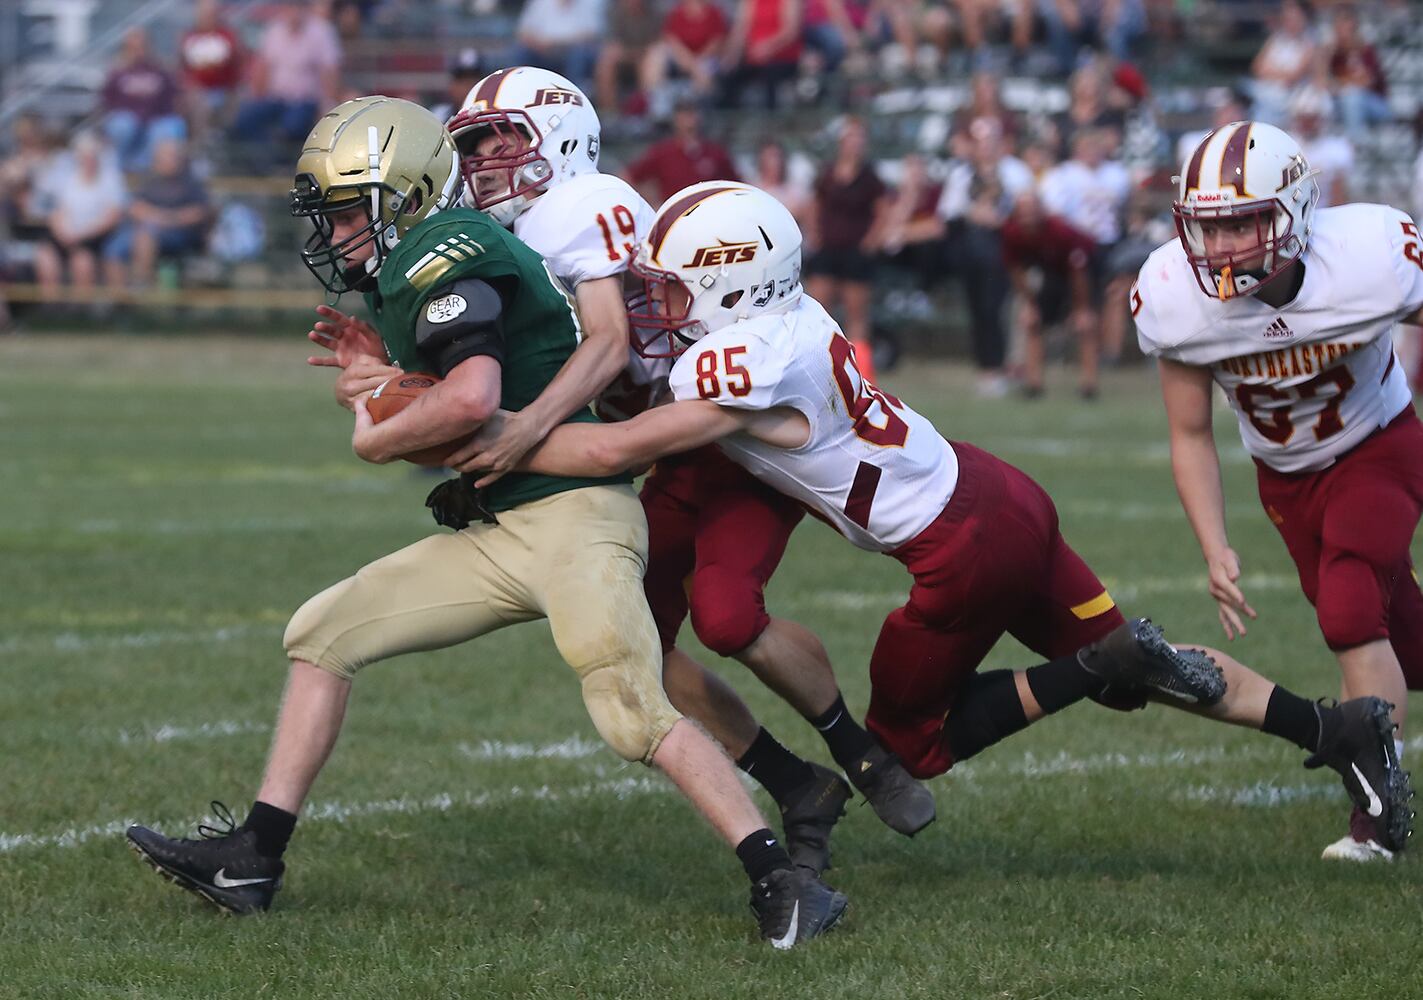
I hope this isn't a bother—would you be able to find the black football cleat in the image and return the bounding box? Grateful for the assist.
[1306,697,1414,853]
[1078,618,1226,706]
[126,802,283,915]
[844,743,936,837]
[779,763,851,875]
[750,866,848,949]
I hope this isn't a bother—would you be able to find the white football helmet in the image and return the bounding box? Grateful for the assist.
[1173,120,1320,300]
[628,182,803,358]
[447,66,601,227]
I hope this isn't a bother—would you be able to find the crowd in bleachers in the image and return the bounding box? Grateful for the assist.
[3,0,1423,392]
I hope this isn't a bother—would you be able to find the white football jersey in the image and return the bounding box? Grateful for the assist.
[667,296,959,552]
[510,172,669,420]
[1135,203,1423,473]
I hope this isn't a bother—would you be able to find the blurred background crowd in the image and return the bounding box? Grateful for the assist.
[3,0,1422,394]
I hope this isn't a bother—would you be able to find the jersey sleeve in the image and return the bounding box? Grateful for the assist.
[1383,206,1423,320]
[524,180,655,286]
[668,328,792,411]
[1131,258,1168,359]
[396,218,523,298]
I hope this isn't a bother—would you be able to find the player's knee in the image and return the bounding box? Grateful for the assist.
[1316,560,1389,650]
[689,570,769,656]
[579,661,680,763]
[1316,602,1388,651]
[283,590,359,681]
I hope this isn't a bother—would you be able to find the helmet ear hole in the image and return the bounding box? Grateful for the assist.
[720,290,744,310]
[560,138,578,157]
[403,189,424,215]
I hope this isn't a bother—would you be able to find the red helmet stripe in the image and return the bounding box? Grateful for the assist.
[472,67,515,109]
[1218,122,1253,196]
[1184,128,1213,192]
[648,186,737,264]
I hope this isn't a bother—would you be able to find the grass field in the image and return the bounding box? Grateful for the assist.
[3,334,1420,1000]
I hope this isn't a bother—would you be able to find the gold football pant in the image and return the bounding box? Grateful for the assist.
[284,484,680,763]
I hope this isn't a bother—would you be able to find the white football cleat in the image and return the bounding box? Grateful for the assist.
[1321,834,1394,862]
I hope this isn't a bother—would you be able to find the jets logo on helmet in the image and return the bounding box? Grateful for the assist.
[447,66,602,227]
[1173,120,1320,300]
[628,182,803,358]
[290,96,462,293]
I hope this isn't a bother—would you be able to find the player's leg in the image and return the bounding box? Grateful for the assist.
[685,461,934,842]
[643,458,850,869]
[533,485,847,945]
[127,529,534,913]
[1384,564,1423,693]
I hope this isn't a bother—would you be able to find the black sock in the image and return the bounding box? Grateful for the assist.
[242,800,297,859]
[1262,687,1324,752]
[809,693,877,769]
[736,828,793,883]
[737,727,816,802]
[945,669,1030,762]
[1024,653,1103,715]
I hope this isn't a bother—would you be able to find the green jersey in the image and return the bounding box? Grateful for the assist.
[365,207,628,512]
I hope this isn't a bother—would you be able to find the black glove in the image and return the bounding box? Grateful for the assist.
[424,477,498,530]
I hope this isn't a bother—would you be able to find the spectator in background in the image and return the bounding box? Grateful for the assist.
[643,0,731,119]
[1290,88,1354,208]
[805,117,888,380]
[1324,5,1389,134]
[1002,189,1100,398]
[230,0,342,158]
[105,139,212,289]
[34,132,128,299]
[722,0,802,109]
[625,101,739,205]
[508,0,607,94]
[953,0,1035,62]
[1040,127,1130,255]
[0,115,58,242]
[596,0,662,118]
[1100,189,1170,365]
[429,48,484,123]
[101,27,187,173]
[1038,0,1144,75]
[936,119,1032,397]
[1248,0,1317,126]
[1052,61,1126,159]
[954,70,1020,144]
[180,0,245,138]
[872,152,945,290]
[748,139,811,219]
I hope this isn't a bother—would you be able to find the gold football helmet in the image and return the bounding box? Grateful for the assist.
[291,96,462,293]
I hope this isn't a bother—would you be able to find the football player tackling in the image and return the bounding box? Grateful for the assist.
[449,181,1413,853]
[125,99,846,947]
[1135,121,1420,861]
[444,67,933,872]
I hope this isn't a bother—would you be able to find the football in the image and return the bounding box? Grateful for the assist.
[367,372,462,467]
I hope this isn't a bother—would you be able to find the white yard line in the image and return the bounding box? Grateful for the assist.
[0,623,281,656]
[12,736,1419,856]
[115,720,271,746]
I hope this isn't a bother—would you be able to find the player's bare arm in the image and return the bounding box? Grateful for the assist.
[1157,356,1257,638]
[352,354,501,464]
[450,399,809,482]
[471,276,630,483]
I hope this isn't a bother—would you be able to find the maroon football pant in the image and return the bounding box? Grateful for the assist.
[866,442,1125,779]
[1255,406,1423,688]
[640,446,805,656]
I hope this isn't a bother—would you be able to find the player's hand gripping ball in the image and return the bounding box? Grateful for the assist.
[367,373,462,467]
